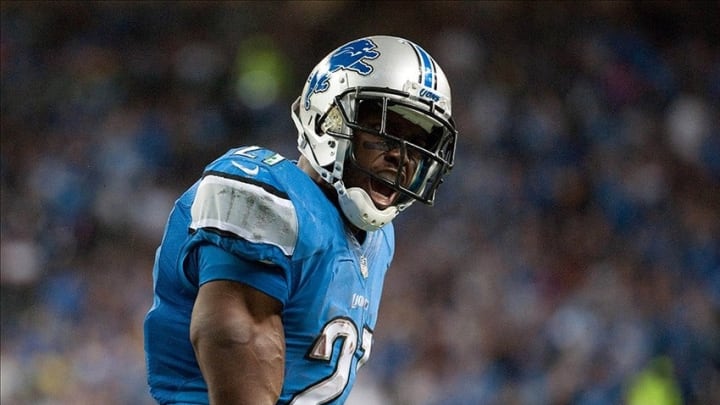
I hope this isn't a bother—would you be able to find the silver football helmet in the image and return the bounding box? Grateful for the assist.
[291,35,457,231]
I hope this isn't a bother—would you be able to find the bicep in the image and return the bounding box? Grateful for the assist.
[191,279,283,339]
[191,266,285,404]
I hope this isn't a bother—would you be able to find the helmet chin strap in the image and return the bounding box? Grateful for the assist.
[335,181,399,232]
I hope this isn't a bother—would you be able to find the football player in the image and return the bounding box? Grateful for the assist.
[144,35,457,404]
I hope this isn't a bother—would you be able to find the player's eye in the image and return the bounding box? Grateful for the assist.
[362,139,400,152]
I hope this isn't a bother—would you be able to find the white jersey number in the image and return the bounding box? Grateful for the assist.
[290,318,373,404]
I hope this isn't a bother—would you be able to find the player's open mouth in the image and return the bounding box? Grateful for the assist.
[369,176,399,209]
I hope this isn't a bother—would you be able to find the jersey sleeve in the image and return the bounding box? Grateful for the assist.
[180,164,299,304]
[196,243,288,304]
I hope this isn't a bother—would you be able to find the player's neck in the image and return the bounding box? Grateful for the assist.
[297,156,367,244]
[346,222,367,244]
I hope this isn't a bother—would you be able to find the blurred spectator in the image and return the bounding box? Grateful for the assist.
[1,2,718,404]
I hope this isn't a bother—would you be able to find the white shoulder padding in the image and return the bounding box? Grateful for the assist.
[190,174,298,256]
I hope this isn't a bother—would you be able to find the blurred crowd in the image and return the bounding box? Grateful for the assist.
[1,2,718,404]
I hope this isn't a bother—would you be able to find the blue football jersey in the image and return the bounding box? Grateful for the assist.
[144,146,394,404]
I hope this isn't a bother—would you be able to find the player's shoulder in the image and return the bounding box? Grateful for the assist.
[190,146,302,256]
[205,146,293,186]
[190,146,339,258]
[376,221,395,247]
[201,146,326,211]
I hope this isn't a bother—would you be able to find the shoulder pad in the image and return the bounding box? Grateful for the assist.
[210,146,287,180]
[190,172,298,256]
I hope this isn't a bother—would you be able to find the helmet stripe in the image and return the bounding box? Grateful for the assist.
[410,43,436,90]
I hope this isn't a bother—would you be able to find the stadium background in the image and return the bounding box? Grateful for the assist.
[1,1,718,404]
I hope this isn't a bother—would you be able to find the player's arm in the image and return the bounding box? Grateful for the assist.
[190,278,285,404]
[187,167,296,403]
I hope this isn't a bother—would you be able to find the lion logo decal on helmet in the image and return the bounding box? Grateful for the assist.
[303,38,380,110]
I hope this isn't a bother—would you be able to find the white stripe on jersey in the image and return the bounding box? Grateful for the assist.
[190,174,298,256]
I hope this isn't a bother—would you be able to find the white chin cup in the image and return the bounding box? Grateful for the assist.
[337,185,399,232]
